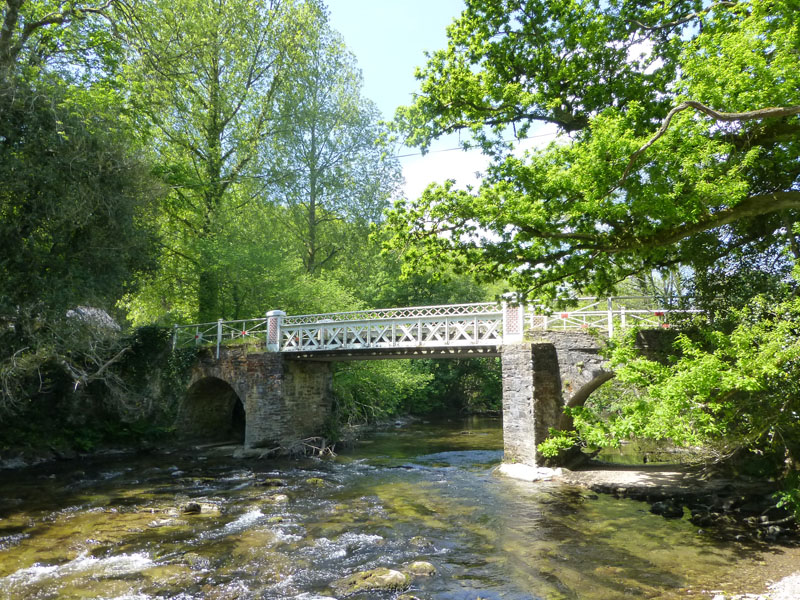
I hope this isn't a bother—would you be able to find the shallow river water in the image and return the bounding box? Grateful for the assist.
[1,417,798,599]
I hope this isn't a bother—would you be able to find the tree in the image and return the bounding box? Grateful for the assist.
[123,0,314,322]
[387,0,800,491]
[265,2,401,275]
[0,77,158,413]
[387,0,800,301]
[0,78,155,327]
[0,0,123,83]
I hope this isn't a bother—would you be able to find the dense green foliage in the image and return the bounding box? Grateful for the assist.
[390,0,800,504]
[389,0,799,299]
[0,0,502,455]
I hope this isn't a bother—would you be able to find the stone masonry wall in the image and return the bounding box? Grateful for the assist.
[532,332,610,408]
[281,361,334,442]
[501,343,563,466]
[178,347,333,449]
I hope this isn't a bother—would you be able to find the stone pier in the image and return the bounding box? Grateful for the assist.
[501,333,611,466]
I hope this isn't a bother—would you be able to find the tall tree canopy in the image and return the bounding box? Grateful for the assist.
[123,0,314,322]
[388,0,800,301]
[265,1,401,275]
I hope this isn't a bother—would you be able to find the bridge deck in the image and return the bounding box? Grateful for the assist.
[283,345,502,361]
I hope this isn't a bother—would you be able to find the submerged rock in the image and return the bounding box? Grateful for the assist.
[257,478,287,487]
[405,560,436,576]
[650,500,684,519]
[264,494,289,504]
[330,567,409,596]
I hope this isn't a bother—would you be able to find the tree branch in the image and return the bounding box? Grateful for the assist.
[621,101,800,183]
[630,1,738,32]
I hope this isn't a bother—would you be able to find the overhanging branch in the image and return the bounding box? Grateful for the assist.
[621,101,800,183]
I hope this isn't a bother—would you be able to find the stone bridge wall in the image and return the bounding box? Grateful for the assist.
[177,330,672,467]
[502,332,612,465]
[177,347,332,448]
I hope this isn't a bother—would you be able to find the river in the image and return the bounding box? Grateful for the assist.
[1,417,798,599]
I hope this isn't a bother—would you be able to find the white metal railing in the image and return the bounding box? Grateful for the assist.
[282,302,499,325]
[529,296,700,337]
[280,311,503,352]
[171,297,698,356]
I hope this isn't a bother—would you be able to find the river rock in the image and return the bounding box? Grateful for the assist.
[257,478,287,487]
[147,517,188,528]
[409,536,433,548]
[330,567,409,596]
[650,500,684,519]
[182,502,202,514]
[181,502,221,515]
[405,560,436,576]
[264,493,289,504]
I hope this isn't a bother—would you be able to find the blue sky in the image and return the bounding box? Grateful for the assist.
[326,1,558,200]
[326,0,485,200]
[326,0,465,120]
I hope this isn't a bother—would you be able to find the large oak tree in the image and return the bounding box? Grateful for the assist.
[388,0,800,301]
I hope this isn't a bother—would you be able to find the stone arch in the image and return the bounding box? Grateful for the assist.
[558,371,615,431]
[176,376,246,443]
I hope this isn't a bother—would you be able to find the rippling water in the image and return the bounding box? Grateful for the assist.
[0,417,796,599]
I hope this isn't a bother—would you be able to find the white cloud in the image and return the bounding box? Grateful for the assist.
[399,123,560,201]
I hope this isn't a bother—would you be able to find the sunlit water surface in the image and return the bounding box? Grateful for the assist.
[1,417,797,599]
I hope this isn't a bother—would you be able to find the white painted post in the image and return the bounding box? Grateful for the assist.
[266,310,285,352]
[172,324,178,350]
[216,319,223,359]
[607,297,614,337]
[502,298,524,344]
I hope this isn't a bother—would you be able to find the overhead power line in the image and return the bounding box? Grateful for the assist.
[395,130,559,159]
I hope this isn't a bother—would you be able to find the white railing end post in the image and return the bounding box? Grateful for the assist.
[502,294,524,344]
[266,310,286,352]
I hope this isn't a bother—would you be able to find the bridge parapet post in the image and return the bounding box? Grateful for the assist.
[502,299,525,344]
[266,310,286,352]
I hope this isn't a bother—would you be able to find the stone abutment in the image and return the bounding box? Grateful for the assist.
[177,347,333,449]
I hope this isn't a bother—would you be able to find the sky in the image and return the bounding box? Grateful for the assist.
[326,1,558,201]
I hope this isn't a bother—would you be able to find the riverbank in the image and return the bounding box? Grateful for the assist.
[555,462,798,541]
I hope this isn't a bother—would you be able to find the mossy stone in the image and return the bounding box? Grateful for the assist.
[331,567,409,596]
[406,561,436,576]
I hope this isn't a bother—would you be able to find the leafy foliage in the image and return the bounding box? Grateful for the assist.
[266,2,401,274]
[122,0,316,321]
[388,0,800,301]
[0,78,156,325]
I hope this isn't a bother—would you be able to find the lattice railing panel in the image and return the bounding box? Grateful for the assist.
[279,313,503,353]
[282,302,500,325]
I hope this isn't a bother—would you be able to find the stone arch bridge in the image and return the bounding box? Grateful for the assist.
[174,299,684,466]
